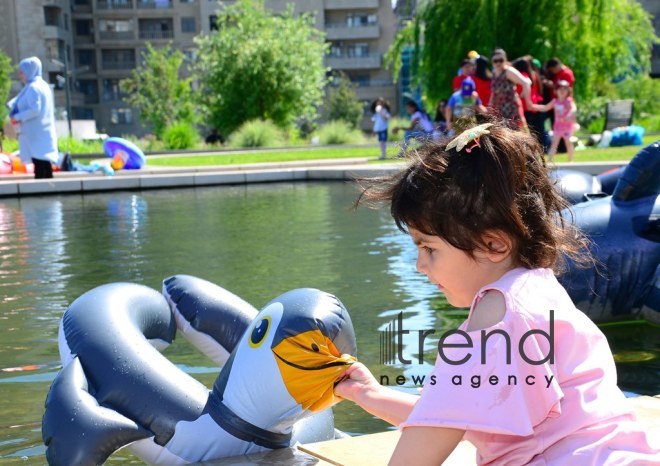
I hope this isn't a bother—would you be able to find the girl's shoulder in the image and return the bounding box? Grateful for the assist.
[470,268,568,323]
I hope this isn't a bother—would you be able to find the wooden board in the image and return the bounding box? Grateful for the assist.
[298,396,660,466]
[298,431,476,466]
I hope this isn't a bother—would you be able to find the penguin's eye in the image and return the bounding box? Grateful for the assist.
[249,316,271,348]
[311,343,320,352]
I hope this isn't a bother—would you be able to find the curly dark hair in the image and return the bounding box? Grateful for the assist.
[355,118,590,272]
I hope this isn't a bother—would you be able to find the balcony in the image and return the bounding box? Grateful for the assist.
[325,23,379,40]
[325,53,382,70]
[325,0,379,10]
[138,29,173,40]
[99,31,135,41]
[136,0,173,8]
[44,25,69,41]
[101,60,136,70]
[97,0,133,10]
[74,33,95,45]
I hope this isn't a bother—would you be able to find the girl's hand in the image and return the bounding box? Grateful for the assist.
[334,361,379,403]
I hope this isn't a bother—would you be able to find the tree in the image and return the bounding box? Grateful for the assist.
[121,43,196,137]
[0,50,14,125]
[387,0,658,104]
[326,73,363,129]
[195,0,328,136]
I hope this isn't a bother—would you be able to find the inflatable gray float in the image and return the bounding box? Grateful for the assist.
[43,276,357,465]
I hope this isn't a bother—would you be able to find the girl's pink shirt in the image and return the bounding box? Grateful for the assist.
[400,267,659,465]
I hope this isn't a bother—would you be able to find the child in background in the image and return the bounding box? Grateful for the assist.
[336,121,659,465]
[532,80,577,162]
[433,99,449,139]
[445,77,486,134]
[393,100,435,144]
[371,97,391,160]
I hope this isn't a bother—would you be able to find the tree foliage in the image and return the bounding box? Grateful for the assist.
[326,73,363,129]
[388,0,658,104]
[120,43,196,137]
[0,50,14,124]
[195,0,328,135]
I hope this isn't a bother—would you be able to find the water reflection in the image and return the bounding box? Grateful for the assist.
[0,183,657,464]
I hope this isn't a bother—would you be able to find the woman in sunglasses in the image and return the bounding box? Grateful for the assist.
[489,48,533,129]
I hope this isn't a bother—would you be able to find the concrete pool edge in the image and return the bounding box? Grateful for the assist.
[0,159,628,198]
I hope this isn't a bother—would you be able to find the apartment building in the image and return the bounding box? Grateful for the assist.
[1,0,399,136]
[0,0,77,119]
[638,0,659,77]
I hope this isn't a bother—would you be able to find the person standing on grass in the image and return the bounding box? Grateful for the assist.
[532,80,577,163]
[7,57,58,179]
[371,97,391,160]
[489,48,533,129]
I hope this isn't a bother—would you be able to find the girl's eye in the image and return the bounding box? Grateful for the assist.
[422,246,434,254]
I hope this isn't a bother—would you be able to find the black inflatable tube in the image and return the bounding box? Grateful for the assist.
[42,357,152,466]
[46,283,210,465]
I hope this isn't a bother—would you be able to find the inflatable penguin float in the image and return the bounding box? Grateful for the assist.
[42,275,357,465]
[557,141,660,323]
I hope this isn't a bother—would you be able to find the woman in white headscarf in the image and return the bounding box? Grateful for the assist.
[7,57,58,179]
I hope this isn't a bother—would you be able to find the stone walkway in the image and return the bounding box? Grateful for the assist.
[0,157,627,198]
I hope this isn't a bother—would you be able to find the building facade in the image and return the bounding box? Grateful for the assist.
[638,0,660,77]
[1,0,399,136]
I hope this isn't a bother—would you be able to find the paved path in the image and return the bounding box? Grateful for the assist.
[0,157,628,198]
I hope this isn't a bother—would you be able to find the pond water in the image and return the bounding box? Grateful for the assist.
[0,182,657,465]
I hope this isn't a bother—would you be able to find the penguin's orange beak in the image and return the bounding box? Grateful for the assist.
[272,329,356,412]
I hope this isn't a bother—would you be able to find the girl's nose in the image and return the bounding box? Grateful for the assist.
[416,253,426,274]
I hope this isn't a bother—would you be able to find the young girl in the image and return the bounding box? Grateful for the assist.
[393,100,435,144]
[371,97,392,160]
[533,80,577,162]
[335,121,659,465]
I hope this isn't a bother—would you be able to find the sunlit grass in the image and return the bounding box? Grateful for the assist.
[146,135,657,167]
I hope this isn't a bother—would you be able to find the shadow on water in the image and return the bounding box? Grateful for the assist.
[0,182,656,464]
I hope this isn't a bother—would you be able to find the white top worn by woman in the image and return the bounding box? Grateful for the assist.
[7,57,58,164]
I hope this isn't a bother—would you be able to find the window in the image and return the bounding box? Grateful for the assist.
[181,17,196,33]
[183,49,196,62]
[210,15,218,30]
[75,19,93,35]
[347,43,369,57]
[346,13,377,27]
[329,43,342,57]
[102,79,125,101]
[180,0,194,2]
[45,39,65,60]
[101,49,135,69]
[44,6,60,27]
[111,108,133,124]
[64,14,69,30]
[74,0,90,5]
[350,74,370,87]
[78,49,95,66]
[73,108,94,119]
[49,72,65,89]
[99,19,132,32]
[78,80,97,96]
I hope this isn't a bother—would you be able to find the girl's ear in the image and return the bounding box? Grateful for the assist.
[481,230,513,263]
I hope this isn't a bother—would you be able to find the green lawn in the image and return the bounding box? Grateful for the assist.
[145,135,658,167]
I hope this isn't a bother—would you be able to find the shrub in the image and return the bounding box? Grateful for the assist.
[387,116,410,143]
[58,136,104,154]
[316,120,365,145]
[228,120,285,148]
[615,75,660,118]
[1,137,18,153]
[326,73,363,129]
[162,121,199,150]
